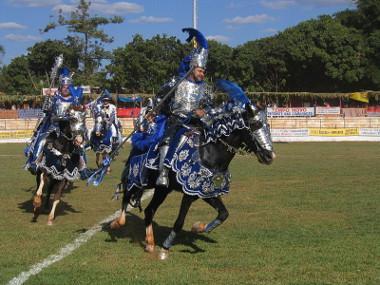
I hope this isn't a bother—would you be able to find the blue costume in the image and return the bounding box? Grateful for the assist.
[24,67,87,176]
[155,28,213,187]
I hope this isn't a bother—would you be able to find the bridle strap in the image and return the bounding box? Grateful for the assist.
[218,138,238,154]
[60,130,74,141]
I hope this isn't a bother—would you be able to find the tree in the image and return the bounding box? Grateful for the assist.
[108,34,187,93]
[355,0,380,88]
[278,16,367,91]
[27,40,80,85]
[0,45,4,65]
[42,0,123,80]
[0,56,38,95]
[206,40,234,84]
[232,37,287,92]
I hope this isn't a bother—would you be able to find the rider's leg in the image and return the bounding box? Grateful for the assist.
[156,144,169,187]
[156,126,188,187]
[111,124,119,150]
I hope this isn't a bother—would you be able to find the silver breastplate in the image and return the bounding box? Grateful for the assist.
[172,80,207,115]
[55,101,72,118]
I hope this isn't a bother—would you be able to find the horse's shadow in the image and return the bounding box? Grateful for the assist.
[101,212,217,254]
[18,186,81,219]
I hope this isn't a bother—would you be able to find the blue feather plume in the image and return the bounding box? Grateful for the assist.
[216,79,251,106]
[182,28,208,49]
[59,67,70,77]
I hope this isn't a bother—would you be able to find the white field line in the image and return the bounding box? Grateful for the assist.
[7,189,154,285]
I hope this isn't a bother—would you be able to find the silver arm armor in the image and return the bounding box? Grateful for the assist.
[42,96,53,113]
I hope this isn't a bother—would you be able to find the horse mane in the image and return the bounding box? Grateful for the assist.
[203,101,248,144]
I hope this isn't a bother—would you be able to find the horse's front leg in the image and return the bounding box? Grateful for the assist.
[144,186,170,253]
[110,187,136,229]
[32,172,47,222]
[47,180,66,225]
[192,197,229,233]
[96,153,101,168]
[159,194,198,260]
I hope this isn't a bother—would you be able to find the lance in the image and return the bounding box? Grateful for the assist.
[33,54,64,133]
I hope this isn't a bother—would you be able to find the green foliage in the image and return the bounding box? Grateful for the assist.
[232,37,287,92]
[0,45,4,65]
[107,34,188,93]
[42,0,123,79]
[27,40,80,78]
[0,56,39,95]
[207,40,234,83]
[278,15,367,91]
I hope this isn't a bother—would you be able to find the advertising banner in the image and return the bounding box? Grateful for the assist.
[309,128,359,136]
[359,128,380,136]
[271,129,308,137]
[315,107,341,115]
[267,107,315,117]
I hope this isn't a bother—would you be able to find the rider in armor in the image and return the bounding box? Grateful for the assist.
[25,67,87,175]
[156,28,213,187]
[92,92,122,151]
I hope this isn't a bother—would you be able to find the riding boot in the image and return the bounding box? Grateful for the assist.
[156,145,169,187]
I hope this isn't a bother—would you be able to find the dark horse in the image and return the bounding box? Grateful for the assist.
[111,101,275,259]
[32,110,86,225]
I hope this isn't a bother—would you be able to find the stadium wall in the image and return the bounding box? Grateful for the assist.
[1,118,380,142]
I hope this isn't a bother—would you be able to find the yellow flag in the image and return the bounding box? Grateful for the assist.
[350,92,369,103]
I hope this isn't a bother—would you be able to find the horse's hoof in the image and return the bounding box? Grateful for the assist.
[47,220,53,226]
[158,248,169,260]
[191,222,206,233]
[144,244,155,253]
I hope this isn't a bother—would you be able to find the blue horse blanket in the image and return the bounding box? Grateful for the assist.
[126,133,231,199]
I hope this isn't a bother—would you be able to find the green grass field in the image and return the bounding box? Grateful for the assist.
[0,142,379,285]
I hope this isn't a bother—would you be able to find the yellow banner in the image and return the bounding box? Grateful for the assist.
[309,128,359,137]
[122,128,134,136]
[350,92,369,103]
[0,130,33,139]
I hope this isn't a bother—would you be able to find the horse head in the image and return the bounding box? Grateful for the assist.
[57,108,86,146]
[214,79,275,165]
[242,104,275,164]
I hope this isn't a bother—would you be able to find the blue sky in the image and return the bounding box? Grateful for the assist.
[0,0,355,65]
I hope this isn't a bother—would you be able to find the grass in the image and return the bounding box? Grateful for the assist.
[0,142,379,285]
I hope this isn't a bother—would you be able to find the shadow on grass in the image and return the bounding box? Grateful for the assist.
[21,182,79,194]
[101,212,217,254]
[18,197,81,223]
